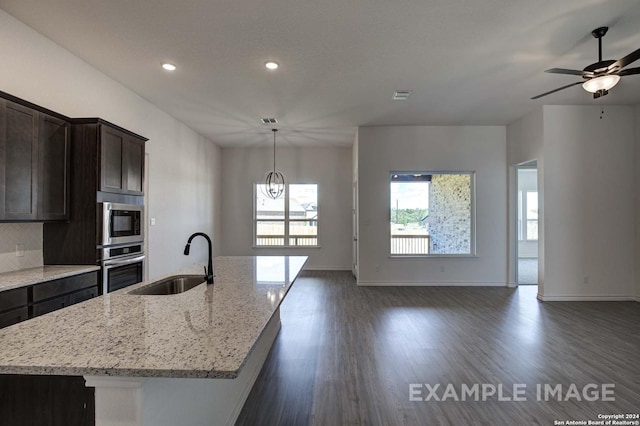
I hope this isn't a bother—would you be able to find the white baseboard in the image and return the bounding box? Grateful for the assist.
[538,294,637,302]
[634,296,640,302]
[357,281,507,287]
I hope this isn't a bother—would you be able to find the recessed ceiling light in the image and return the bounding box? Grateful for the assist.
[265,61,279,70]
[162,63,177,71]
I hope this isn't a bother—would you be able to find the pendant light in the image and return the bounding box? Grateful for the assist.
[261,128,285,199]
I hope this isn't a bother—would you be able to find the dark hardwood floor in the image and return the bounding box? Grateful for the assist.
[237,271,640,425]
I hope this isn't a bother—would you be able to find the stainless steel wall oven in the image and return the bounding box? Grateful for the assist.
[100,243,145,294]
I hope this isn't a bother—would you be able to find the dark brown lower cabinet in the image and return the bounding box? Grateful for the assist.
[31,272,99,318]
[0,287,28,328]
[0,307,29,328]
[0,271,98,329]
[0,374,94,426]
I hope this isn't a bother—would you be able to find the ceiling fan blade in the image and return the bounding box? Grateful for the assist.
[544,68,586,76]
[531,81,584,100]
[618,67,640,76]
[607,47,640,72]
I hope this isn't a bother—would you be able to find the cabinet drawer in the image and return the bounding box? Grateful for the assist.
[32,295,68,317]
[32,272,98,302]
[0,306,29,328]
[68,286,98,306]
[0,287,28,312]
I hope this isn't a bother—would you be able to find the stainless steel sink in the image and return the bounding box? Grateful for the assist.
[128,275,205,295]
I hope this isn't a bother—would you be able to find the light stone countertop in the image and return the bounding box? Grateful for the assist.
[0,265,101,292]
[0,256,307,379]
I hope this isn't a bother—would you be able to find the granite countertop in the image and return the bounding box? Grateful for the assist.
[0,256,307,379]
[0,265,101,292]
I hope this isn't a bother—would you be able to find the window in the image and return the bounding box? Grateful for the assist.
[526,191,538,240]
[390,172,475,256]
[517,190,538,241]
[255,183,318,247]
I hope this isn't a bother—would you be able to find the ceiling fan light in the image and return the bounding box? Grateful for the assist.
[582,75,620,93]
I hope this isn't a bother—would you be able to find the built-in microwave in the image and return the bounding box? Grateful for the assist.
[100,202,144,246]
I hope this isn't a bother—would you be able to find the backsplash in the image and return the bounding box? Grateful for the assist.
[0,223,43,273]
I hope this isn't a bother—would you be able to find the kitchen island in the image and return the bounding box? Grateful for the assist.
[0,255,308,426]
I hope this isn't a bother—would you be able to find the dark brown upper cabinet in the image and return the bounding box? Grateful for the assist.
[100,125,144,195]
[0,96,70,222]
[0,100,39,221]
[38,114,70,221]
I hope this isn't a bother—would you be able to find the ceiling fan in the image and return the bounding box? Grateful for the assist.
[532,26,640,100]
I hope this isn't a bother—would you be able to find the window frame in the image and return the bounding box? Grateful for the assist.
[253,182,319,248]
[389,170,476,258]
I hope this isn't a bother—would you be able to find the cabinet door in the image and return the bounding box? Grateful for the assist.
[0,99,38,220]
[68,286,98,306]
[0,287,28,312]
[0,307,29,328]
[32,271,98,302]
[32,294,69,317]
[123,137,144,194]
[100,125,124,193]
[38,114,70,221]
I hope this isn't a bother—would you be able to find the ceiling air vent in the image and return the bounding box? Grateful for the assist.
[393,90,412,100]
[261,118,278,124]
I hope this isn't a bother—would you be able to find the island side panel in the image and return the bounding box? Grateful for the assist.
[85,309,281,426]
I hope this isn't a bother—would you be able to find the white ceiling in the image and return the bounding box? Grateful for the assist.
[1,0,640,147]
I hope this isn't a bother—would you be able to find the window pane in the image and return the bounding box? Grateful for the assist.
[289,221,318,236]
[256,219,284,246]
[289,184,318,220]
[390,172,473,255]
[289,220,318,246]
[256,185,284,219]
[288,236,318,246]
[390,177,430,255]
[256,221,284,235]
[527,220,538,240]
[526,192,538,220]
[256,237,284,246]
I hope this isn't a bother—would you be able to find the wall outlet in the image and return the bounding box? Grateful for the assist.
[439,265,445,273]
[150,218,156,226]
[583,276,589,285]
[15,244,24,257]
[375,264,380,272]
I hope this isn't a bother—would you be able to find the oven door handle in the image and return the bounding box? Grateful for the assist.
[103,255,146,267]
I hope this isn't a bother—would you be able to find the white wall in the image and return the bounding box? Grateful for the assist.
[542,105,635,300]
[0,10,221,279]
[220,146,352,270]
[357,126,507,286]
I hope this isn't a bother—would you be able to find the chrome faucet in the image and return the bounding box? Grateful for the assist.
[183,232,214,284]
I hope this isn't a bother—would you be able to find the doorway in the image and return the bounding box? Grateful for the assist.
[516,162,538,285]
